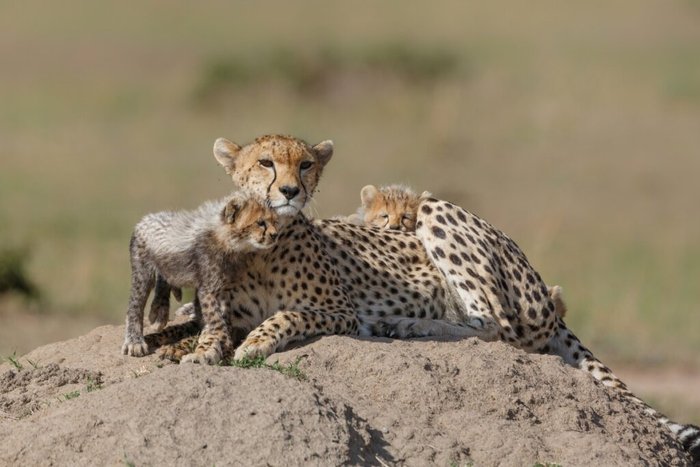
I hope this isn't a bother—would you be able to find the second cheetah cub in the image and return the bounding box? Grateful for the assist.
[351,184,431,231]
[353,184,570,318]
[122,191,282,357]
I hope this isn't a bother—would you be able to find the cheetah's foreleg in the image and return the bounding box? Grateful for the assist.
[233,309,360,360]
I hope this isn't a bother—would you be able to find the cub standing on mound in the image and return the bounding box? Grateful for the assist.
[352,184,569,318]
[122,191,283,356]
[123,134,334,354]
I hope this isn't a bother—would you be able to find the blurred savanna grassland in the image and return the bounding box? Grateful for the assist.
[1,0,699,417]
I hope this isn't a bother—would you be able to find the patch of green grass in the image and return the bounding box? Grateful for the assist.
[86,375,103,392]
[4,351,23,370]
[64,390,80,400]
[122,454,136,467]
[534,463,562,467]
[26,358,40,369]
[227,355,307,381]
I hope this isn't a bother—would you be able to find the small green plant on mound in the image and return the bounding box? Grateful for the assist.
[3,351,23,370]
[226,355,307,381]
[534,462,563,467]
[26,358,40,369]
[63,390,80,400]
[86,375,103,392]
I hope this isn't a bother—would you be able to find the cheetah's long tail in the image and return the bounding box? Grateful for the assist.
[544,317,700,464]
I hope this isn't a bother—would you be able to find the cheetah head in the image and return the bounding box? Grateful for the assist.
[219,192,281,253]
[213,135,333,217]
[358,184,431,232]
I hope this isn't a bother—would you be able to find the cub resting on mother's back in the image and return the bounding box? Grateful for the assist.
[349,183,568,318]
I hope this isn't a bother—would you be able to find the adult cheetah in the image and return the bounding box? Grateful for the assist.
[127,138,698,461]
[163,197,698,462]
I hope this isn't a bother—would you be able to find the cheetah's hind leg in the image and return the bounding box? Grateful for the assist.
[371,316,499,340]
[148,273,172,331]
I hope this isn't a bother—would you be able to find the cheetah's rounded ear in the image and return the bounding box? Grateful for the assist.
[311,140,334,167]
[360,185,378,207]
[222,200,241,225]
[214,138,242,175]
[420,190,433,199]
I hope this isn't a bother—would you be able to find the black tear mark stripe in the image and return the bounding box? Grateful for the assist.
[299,165,308,201]
[266,165,277,200]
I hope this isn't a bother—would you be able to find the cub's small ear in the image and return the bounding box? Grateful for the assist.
[420,190,433,199]
[360,185,378,207]
[311,140,334,167]
[213,138,242,174]
[222,201,241,224]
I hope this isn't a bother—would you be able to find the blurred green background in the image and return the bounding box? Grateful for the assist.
[1,0,699,417]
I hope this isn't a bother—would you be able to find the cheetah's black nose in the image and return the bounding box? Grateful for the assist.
[279,185,300,200]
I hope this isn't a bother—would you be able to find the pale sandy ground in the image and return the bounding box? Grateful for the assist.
[0,324,695,466]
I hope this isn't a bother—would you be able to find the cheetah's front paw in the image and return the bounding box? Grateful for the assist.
[233,337,276,361]
[122,339,149,357]
[181,347,222,365]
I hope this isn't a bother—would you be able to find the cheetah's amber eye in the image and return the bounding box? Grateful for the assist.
[380,214,389,219]
[299,161,313,170]
[256,220,267,227]
[258,159,274,168]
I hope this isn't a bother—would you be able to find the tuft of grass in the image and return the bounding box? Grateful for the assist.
[122,454,136,467]
[64,390,80,400]
[86,375,103,392]
[534,463,563,467]
[4,351,23,370]
[227,355,307,381]
[26,358,40,369]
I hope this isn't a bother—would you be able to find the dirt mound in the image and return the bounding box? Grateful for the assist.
[1,363,102,419]
[0,325,692,466]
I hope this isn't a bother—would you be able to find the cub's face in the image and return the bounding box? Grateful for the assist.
[213,135,333,217]
[360,185,425,232]
[221,196,281,253]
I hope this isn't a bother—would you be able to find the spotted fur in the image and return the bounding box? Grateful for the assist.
[353,184,568,318]
[143,195,699,462]
[121,191,282,357]
[149,134,334,325]
[349,184,430,231]
[409,197,698,462]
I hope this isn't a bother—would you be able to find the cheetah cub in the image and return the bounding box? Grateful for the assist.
[348,184,431,231]
[353,184,570,318]
[122,191,281,357]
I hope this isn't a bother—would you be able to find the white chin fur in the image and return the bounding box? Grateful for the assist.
[274,205,300,216]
